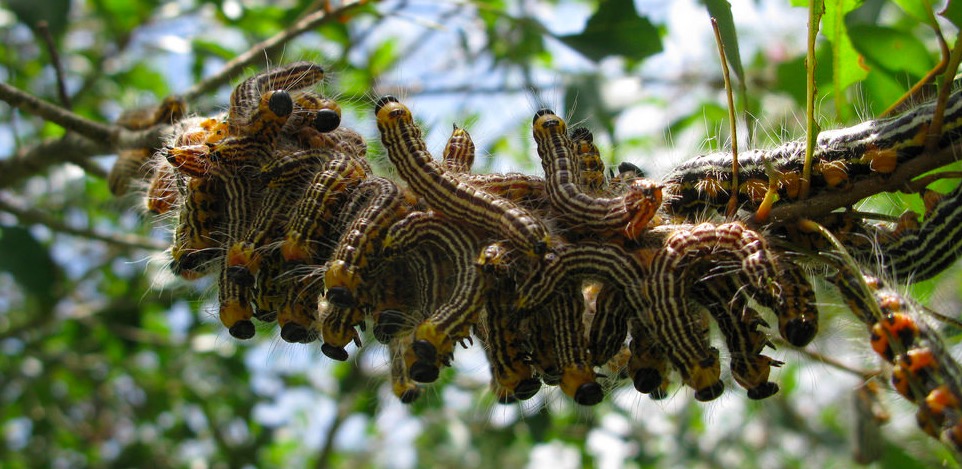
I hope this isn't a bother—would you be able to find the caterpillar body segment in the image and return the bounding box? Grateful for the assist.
[626,318,672,399]
[641,271,721,401]
[457,173,548,209]
[692,275,783,400]
[323,177,412,309]
[531,109,662,240]
[640,222,782,401]
[145,164,179,214]
[569,127,606,194]
[549,285,603,406]
[317,299,364,358]
[375,96,550,258]
[370,262,423,344]
[513,242,647,313]
[108,95,188,196]
[293,126,371,174]
[757,255,819,347]
[882,182,962,282]
[282,92,342,136]
[228,61,325,135]
[318,178,414,356]
[170,176,224,279]
[164,116,231,178]
[477,293,541,403]
[223,148,338,283]
[251,254,284,323]
[587,284,631,367]
[830,268,962,450]
[280,155,367,264]
[442,124,475,173]
[218,262,256,339]
[389,333,423,404]
[380,210,489,382]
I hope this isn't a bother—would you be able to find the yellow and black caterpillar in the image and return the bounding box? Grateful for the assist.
[112,62,962,453]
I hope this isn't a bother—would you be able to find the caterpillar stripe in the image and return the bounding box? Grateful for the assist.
[692,275,782,399]
[375,96,550,257]
[532,109,662,240]
[477,293,541,403]
[441,124,475,173]
[380,210,488,382]
[569,127,606,194]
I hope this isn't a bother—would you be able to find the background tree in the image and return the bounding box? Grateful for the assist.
[1,0,960,467]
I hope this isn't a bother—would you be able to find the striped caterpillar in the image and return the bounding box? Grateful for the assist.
[109,62,962,453]
[662,88,962,216]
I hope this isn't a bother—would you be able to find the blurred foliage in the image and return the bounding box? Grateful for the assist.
[1,0,961,467]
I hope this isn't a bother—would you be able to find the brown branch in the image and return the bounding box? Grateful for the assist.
[36,22,72,110]
[761,141,962,226]
[0,82,115,143]
[183,1,368,101]
[0,125,166,188]
[0,194,168,251]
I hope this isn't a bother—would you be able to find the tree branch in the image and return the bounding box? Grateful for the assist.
[0,82,115,143]
[762,141,962,226]
[0,194,168,251]
[0,125,167,189]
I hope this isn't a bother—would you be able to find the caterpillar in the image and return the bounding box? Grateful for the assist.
[662,86,962,217]
[105,62,962,454]
[375,95,551,258]
[832,269,962,450]
[108,95,188,197]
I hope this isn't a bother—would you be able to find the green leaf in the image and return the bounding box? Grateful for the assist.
[192,39,238,61]
[558,0,662,62]
[892,0,938,26]
[367,39,399,78]
[0,225,59,310]
[563,73,616,141]
[879,441,937,469]
[774,45,833,108]
[701,0,746,87]
[115,62,170,97]
[823,0,869,110]
[848,25,934,78]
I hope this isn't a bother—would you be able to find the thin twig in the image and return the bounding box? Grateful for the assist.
[927,27,962,153]
[800,0,824,200]
[711,17,740,219]
[36,21,72,110]
[0,195,168,251]
[773,337,879,380]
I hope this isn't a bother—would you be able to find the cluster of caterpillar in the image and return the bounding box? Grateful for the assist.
[110,62,962,451]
